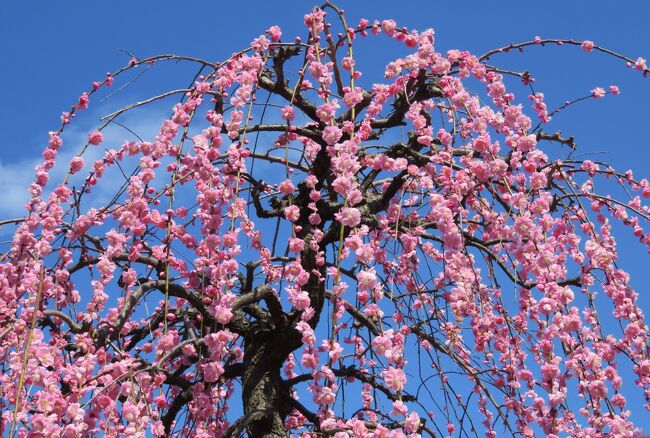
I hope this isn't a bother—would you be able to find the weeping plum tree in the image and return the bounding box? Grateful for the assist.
[1,3,649,437]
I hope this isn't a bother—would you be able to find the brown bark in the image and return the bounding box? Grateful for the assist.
[241,324,301,437]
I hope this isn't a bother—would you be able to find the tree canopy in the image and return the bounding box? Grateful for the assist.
[0,3,649,437]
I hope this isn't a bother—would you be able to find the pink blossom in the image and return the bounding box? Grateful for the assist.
[289,237,305,253]
[609,85,621,95]
[322,125,343,144]
[541,363,560,381]
[88,131,104,145]
[581,40,595,52]
[326,340,343,362]
[76,92,89,110]
[384,61,402,78]
[381,367,406,391]
[157,331,179,353]
[296,320,315,345]
[251,35,270,51]
[308,212,321,225]
[530,172,547,190]
[612,393,627,408]
[69,156,85,173]
[316,102,338,122]
[347,189,362,206]
[343,87,364,108]
[335,207,361,227]
[529,92,551,123]
[301,352,318,369]
[381,19,397,35]
[587,380,607,398]
[591,87,606,98]
[289,288,310,310]
[151,421,166,436]
[314,386,336,405]
[538,297,556,315]
[638,359,650,377]
[278,179,295,195]
[404,411,420,433]
[332,176,353,195]
[48,131,63,150]
[181,342,196,357]
[304,174,318,188]
[514,134,537,152]
[285,205,300,222]
[203,361,225,382]
[213,305,234,324]
[437,128,452,146]
[391,400,408,417]
[304,8,325,32]
[357,269,377,290]
[634,56,647,71]
[280,105,295,121]
[266,25,282,42]
[342,56,355,71]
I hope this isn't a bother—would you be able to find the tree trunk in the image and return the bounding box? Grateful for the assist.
[242,324,301,437]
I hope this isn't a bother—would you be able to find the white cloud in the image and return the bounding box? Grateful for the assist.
[0,159,36,218]
[0,108,167,221]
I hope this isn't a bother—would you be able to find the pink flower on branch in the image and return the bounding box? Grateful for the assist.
[634,56,647,71]
[335,207,361,227]
[581,40,595,52]
[591,87,606,98]
[266,25,282,42]
[69,156,84,173]
[88,130,104,145]
[381,366,406,391]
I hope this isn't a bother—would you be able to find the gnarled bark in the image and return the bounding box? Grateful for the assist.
[241,324,302,437]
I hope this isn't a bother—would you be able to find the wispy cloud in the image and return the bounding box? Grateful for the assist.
[0,108,167,220]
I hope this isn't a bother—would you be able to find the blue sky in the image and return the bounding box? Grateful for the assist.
[1,0,648,216]
[1,0,649,208]
[1,0,649,432]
